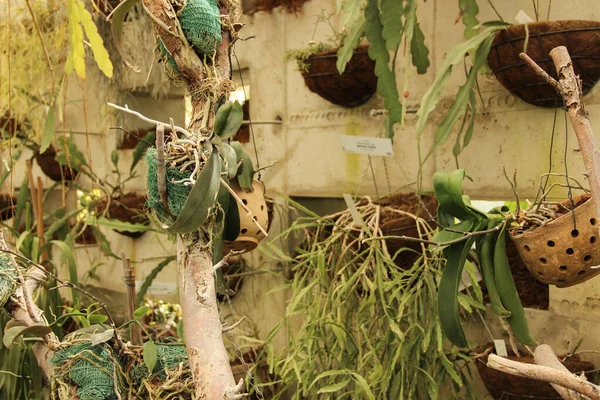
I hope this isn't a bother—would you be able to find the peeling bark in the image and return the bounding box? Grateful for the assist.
[178,234,237,399]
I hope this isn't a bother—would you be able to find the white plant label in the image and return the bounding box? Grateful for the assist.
[515,10,534,24]
[340,135,394,157]
[494,339,508,357]
[135,280,178,295]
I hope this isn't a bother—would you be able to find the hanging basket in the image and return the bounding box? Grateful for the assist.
[35,146,79,181]
[223,180,269,254]
[97,193,150,239]
[487,20,600,108]
[300,45,377,108]
[476,347,596,400]
[510,194,600,287]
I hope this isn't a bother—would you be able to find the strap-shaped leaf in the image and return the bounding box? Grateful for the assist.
[215,101,243,140]
[223,193,240,242]
[40,106,55,154]
[107,0,141,72]
[213,101,232,135]
[3,324,53,349]
[49,239,80,303]
[230,141,254,191]
[221,142,239,179]
[433,169,476,221]
[165,149,221,234]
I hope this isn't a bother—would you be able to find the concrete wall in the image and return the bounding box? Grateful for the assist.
[3,0,600,398]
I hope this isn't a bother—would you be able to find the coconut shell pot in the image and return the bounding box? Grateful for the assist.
[476,347,596,400]
[301,45,377,108]
[35,146,79,182]
[223,180,269,254]
[97,193,150,239]
[487,20,600,108]
[510,194,600,287]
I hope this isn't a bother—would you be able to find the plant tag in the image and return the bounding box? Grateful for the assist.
[135,280,177,295]
[340,135,394,157]
[343,193,365,227]
[494,339,508,357]
[514,10,534,24]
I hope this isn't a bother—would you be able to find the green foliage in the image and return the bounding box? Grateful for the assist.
[364,0,401,140]
[262,198,476,399]
[135,256,176,306]
[459,0,480,39]
[433,170,536,347]
[285,42,334,72]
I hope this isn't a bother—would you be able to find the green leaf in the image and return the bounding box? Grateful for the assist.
[364,0,401,140]
[87,314,109,324]
[177,320,184,341]
[432,34,494,149]
[131,131,156,173]
[223,193,240,242]
[459,0,480,39]
[87,216,153,233]
[410,21,430,74]
[462,91,477,150]
[143,340,158,373]
[3,324,52,349]
[433,170,476,221]
[89,328,114,345]
[165,148,221,234]
[238,150,255,191]
[50,239,80,303]
[76,0,113,78]
[336,20,366,74]
[379,0,404,51]
[91,226,120,259]
[66,0,86,78]
[134,306,150,319]
[415,26,506,141]
[221,143,239,179]
[317,378,351,394]
[214,101,233,136]
[40,106,55,154]
[14,178,30,232]
[136,257,176,306]
[110,150,119,167]
[107,0,141,73]
[216,101,243,140]
[56,136,87,169]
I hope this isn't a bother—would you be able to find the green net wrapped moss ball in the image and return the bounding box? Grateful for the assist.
[179,0,222,55]
[146,148,192,222]
[0,254,17,308]
[52,343,117,400]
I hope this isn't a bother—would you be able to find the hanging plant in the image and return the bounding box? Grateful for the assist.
[260,195,479,398]
[487,20,600,108]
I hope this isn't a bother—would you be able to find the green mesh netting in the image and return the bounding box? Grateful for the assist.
[146,147,192,222]
[160,0,222,70]
[179,0,222,55]
[52,343,118,400]
[0,254,17,308]
[130,344,188,384]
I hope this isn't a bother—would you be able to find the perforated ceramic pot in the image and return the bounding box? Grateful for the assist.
[510,195,600,287]
[223,180,269,254]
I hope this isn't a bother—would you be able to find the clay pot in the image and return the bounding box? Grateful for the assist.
[35,146,79,182]
[300,45,377,108]
[97,193,149,239]
[0,194,16,221]
[487,20,600,108]
[223,180,269,254]
[510,194,600,287]
[476,347,595,399]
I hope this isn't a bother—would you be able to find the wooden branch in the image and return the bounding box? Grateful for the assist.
[0,232,56,379]
[121,253,142,346]
[487,354,600,399]
[534,345,587,400]
[519,53,562,93]
[520,47,600,223]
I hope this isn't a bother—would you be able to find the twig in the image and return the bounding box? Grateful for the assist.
[487,354,600,399]
[519,53,562,93]
[108,126,155,146]
[220,177,268,237]
[213,250,244,272]
[107,103,192,137]
[222,315,246,333]
[0,248,126,350]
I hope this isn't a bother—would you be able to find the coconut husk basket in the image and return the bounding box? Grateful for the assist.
[487,20,600,108]
[301,45,377,108]
[35,146,79,182]
[510,194,600,288]
[476,347,597,400]
[0,194,16,221]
